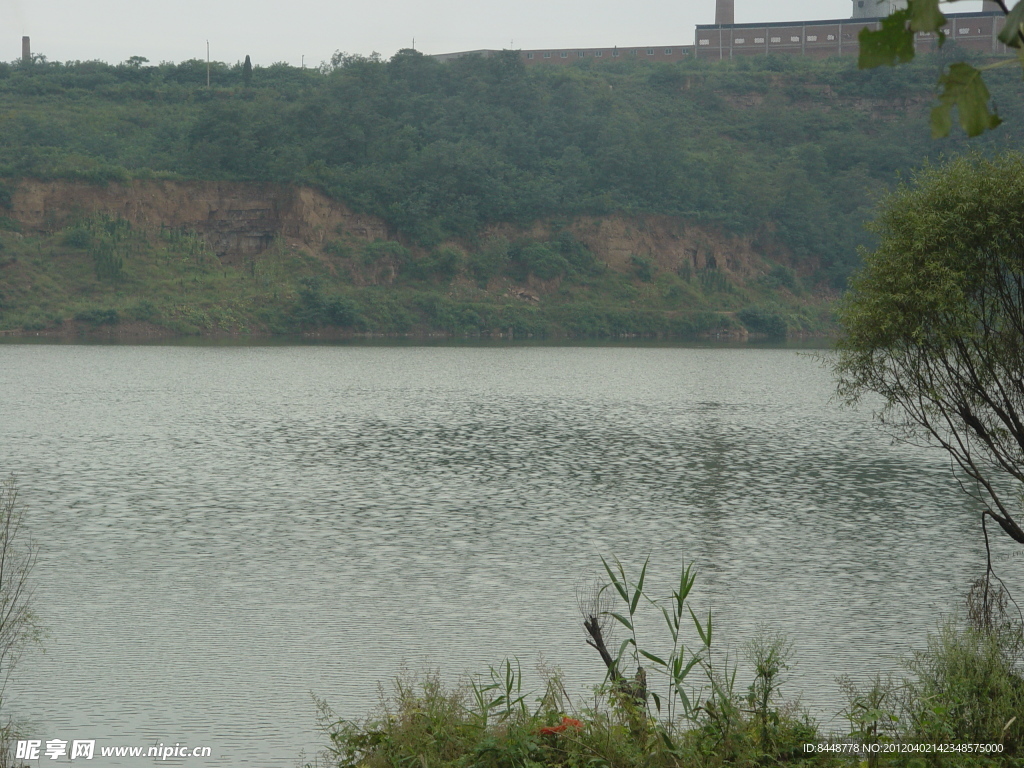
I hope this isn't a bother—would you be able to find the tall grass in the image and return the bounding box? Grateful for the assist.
[307,556,842,768]
[308,559,1024,767]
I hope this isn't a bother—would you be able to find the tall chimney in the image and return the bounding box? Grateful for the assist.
[715,0,734,25]
[21,36,30,63]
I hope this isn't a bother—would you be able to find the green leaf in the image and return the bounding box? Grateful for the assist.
[930,101,954,138]
[600,556,629,603]
[689,606,709,647]
[660,605,678,642]
[650,690,662,713]
[609,612,634,631]
[629,555,648,615]
[676,560,695,612]
[659,729,674,750]
[907,0,945,34]
[677,655,702,681]
[931,62,1002,138]
[858,9,916,69]
[639,648,667,667]
[674,681,693,714]
[999,0,1024,47]
[615,637,635,665]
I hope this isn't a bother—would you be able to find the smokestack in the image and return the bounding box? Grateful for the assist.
[21,36,30,63]
[715,0,734,25]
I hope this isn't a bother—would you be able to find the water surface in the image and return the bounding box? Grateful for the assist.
[0,344,1008,766]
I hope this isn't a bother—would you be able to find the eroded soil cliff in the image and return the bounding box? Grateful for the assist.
[8,179,794,281]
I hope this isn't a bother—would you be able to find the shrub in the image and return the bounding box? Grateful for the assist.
[90,243,125,283]
[699,268,732,294]
[74,308,120,325]
[61,226,94,249]
[737,307,787,339]
[630,254,655,282]
[904,615,1024,756]
[323,240,351,259]
[768,263,802,293]
[412,294,485,333]
[293,278,362,328]
[406,246,463,283]
[552,231,602,279]
[467,237,509,288]
[509,241,568,281]
[837,672,902,767]
[129,300,159,323]
[360,239,410,268]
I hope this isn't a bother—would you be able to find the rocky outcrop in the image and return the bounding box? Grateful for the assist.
[8,179,794,279]
[9,180,389,263]
[488,215,787,280]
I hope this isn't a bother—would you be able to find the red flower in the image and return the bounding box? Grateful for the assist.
[538,716,583,735]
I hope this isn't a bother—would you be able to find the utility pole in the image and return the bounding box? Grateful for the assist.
[206,40,210,87]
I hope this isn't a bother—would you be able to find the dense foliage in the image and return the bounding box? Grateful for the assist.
[2,49,1023,290]
[836,152,1024,545]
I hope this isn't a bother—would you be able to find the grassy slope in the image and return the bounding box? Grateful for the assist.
[0,212,831,338]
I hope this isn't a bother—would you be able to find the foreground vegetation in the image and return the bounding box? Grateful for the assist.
[308,558,1024,767]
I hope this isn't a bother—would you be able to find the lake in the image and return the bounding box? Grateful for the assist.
[0,343,1011,766]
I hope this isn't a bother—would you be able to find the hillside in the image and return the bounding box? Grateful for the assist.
[0,49,1022,338]
[0,178,827,339]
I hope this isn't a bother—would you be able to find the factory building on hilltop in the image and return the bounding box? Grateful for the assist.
[431,45,696,65]
[695,0,1010,60]
[431,0,1011,66]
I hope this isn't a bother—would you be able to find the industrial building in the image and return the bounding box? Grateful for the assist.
[431,0,1011,66]
[694,0,1010,60]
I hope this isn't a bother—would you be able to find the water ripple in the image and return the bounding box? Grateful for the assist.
[0,345,1007,765]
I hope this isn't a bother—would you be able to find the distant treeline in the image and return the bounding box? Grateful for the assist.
[2,48,1023,287]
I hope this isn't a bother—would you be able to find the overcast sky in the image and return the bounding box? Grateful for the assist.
[1,0,988,68]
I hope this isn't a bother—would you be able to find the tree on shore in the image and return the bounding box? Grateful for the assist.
[0,478,42,693]
[835,152,1024,555]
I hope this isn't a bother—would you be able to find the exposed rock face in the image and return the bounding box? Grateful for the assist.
[9,180,389,263]
[8,180,795,279]
[488,214,788,280]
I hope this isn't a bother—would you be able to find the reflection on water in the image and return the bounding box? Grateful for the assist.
[0,345,1011,766]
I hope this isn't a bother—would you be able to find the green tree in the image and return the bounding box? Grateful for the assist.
[243,54,252,87]
[835,152,1024,545]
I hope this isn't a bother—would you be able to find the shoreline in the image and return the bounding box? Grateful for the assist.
[0,323,837,346]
